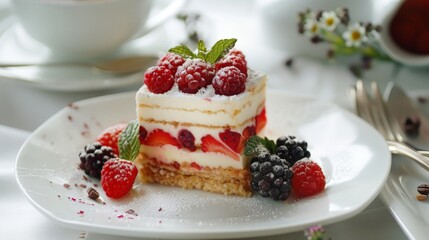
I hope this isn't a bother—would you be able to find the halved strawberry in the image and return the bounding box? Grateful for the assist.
[190,162,202,170]
[219,129,241,153]
[255,107,267,134]
[201,135,239,161]
[238,125,256,152]
[144,129,182,149]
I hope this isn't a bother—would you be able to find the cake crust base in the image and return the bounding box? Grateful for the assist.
[136,153,252,197]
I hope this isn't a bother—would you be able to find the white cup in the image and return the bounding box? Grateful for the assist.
[10,0,185,58]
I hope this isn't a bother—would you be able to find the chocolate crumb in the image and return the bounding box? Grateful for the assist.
[82,175,89,182]
[67,103,79,110]
[67,115,73,121]
[285,58,293,68]
[417,96,428,104]
[126,209,138,216]
[159,220,162,224]
[63,183,70,189]
[81,131,90,137]
[404,116,421,136]
[87,187,100,200]
[158,207,163,212]
[79,184,87,189]
[84,123,89,129]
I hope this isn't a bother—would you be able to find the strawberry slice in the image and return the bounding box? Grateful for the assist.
[238,125,256,152]
[201,135,239,161]
[144,129,182,149]
[255,107,267,134]
[219,129,241,153]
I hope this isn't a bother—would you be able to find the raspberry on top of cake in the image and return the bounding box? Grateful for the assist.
[135,39,267,197]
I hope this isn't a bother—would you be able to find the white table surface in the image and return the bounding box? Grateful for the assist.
[1,0,427,239]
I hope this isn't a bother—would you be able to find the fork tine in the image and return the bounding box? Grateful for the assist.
[355,80,374,125]
[376,82,406,143]
[370,81,396,141]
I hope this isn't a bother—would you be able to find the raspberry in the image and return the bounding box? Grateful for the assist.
[215,54,247,77]
[79,142,116,179]
[157,53,185,74]
[291,160,325,198]
[228,49,246,59]
[178,129,196,151]
[250,153,293,201]
[276,135,311,166]
[212,66,246,96]
[144,66,174,94]
[101,158,138,198]
[96,123,127,156]
[138,125,148,144]
[175,59,215,94]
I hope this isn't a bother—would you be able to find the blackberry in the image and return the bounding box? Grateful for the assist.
[79,142,117,179]
[276,135,310,166]
[250,153,293,201]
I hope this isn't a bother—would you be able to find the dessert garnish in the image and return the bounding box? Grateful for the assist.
[245,135,325,201]
[79,142,117,179]
[143,38,248,95]
[101,120,140,199]
[96,123,127,156]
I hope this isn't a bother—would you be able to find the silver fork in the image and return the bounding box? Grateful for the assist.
[354,80,429,171]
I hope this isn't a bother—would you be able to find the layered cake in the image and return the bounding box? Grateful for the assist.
[79,39,326,201]
[135,39,267,197]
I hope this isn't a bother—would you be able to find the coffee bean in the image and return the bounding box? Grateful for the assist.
[416,194,427,201]
[417,184,429,195]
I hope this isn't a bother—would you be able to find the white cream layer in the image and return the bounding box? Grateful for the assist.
[141,145,250,169]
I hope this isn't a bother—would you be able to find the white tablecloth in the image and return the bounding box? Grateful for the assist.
[1,0,426,239]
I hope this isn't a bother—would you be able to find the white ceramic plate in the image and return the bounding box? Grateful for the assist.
[15,90,391,239]
[379,90,429,240]
[0,0,183,92]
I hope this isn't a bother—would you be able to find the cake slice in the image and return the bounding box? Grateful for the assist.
[135,39,267,197]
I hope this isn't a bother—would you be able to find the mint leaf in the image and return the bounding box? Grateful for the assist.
[244,135,261,156]
[118,120,140,161]
[205,38,237,64]
[168,45,197,59]
[197,40,207,60]
[244,135,276,156]
[261,137,276,154]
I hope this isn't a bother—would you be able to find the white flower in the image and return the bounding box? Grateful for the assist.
[320,11,340,31]
[342,23,368,47]
[304,19,320,37]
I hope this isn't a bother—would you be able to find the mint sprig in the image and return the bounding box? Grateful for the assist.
[244,135,276,156]
[205,38,237,64]
[168,45,197,59]
[197,40,207,59]
[118,120,140,161]
[168,38,237,64]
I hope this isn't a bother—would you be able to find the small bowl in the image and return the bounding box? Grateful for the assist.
[375,0,429,66]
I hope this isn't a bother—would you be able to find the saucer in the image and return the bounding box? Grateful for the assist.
[0,2,181,92]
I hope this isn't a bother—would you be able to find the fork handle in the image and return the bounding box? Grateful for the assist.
[387,141,429,171]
